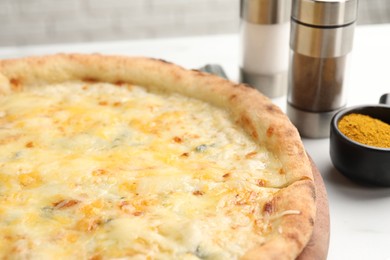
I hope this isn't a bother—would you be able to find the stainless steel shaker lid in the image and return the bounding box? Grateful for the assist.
[240,0,291,24]
[291,0,358,26]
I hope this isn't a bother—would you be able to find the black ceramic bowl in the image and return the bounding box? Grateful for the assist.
[330,105,390,186]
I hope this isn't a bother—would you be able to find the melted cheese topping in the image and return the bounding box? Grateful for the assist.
[0,82,285,259]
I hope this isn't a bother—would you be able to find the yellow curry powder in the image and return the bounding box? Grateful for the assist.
[338,113,390,148]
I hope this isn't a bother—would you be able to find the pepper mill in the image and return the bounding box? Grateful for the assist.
[239,0,291,98]
[287,0,358,138]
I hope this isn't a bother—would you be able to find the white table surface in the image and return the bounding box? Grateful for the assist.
[1,23,390,260]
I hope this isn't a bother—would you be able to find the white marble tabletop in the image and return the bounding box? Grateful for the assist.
[1,23,390,260]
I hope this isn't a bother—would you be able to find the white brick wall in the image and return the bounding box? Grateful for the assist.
[0,0,388,47]
[0,0,239,46]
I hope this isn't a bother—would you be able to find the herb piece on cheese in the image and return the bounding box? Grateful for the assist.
[195,144,208,152]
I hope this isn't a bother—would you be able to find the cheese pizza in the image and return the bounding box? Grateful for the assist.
[0,54,316,259]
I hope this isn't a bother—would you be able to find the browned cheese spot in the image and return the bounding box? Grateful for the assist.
[25,141,34,148]
[180,152,189,158]
[173,136,183,143]
[257,179,267,187]
[223,173,231,178]
[133,211,143,217]
[10,78,23,91]
[245,151,257,159]
[118,200,129,210]
[89,254,103,260]
[263,201,274,215]
[53,199,80,209]
[192,190,204,196]
[92,169,108,176]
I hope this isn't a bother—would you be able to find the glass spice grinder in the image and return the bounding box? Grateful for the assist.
[239,0,291,98]
[287,0,358,138]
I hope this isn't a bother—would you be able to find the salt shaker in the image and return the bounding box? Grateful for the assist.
[239,0,291,98]
[287,0,358,138]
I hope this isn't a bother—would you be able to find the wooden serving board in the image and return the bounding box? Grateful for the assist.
[297,158,330,260]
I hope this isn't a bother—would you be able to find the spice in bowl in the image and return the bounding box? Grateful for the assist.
[338,113,390,148]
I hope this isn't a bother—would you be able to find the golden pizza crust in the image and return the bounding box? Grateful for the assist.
[0,53,316,259]
[242,180,316,260]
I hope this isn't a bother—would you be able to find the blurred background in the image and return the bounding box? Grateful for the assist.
[0,0,389,47]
